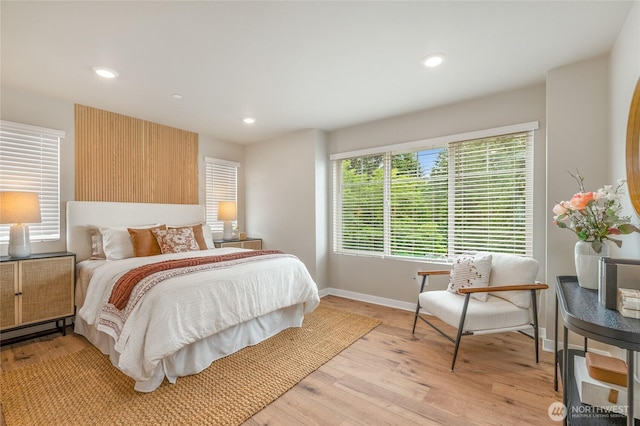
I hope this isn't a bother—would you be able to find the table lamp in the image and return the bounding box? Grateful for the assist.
[217,201,237,241]
[0,191,42,257]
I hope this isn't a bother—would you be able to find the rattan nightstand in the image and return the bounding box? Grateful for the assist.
[0,251,75,343]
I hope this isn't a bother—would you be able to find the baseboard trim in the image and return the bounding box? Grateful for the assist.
[542,337,611,357]
[322,287,416,312]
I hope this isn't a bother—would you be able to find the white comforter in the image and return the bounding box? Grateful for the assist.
[77,248,320,384]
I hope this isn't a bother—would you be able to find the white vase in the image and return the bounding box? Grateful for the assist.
[574,240,609,289]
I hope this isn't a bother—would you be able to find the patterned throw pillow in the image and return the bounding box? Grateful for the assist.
[447,253,493,301]
[167,224,208,250]
[88,225,106,260]
[152,227,200,254]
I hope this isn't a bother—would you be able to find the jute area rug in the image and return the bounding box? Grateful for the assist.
[0,305,380,426]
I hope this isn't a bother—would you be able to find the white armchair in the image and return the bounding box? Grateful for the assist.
[412,252,549,371]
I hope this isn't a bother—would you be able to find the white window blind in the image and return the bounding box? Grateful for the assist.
[0,120,64,242]
[204,157,239,234]
[332,123,536,260]
[448,132,533,256]
[390,148,449,259]
[333,154,386,254]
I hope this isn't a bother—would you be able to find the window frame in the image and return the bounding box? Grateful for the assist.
[331,122,538,261]
[204,157,240,234]
[0,120,64,243]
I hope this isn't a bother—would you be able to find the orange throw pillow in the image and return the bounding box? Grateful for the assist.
[128,225,167,257]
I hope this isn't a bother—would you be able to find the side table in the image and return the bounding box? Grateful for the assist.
[555,275,640,426]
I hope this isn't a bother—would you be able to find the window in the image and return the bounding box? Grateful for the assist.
[448,133,534,255]
[332,123,536,260]
[204,157,239,233]
[0,120,64,242]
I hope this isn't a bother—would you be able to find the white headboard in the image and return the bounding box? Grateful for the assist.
[66,201,206,261]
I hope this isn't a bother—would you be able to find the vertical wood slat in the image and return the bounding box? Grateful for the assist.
[75,104,198,204]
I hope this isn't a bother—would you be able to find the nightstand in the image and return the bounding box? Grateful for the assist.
[213,238,262,250]
[0,251,76,343]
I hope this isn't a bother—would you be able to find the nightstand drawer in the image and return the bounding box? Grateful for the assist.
[213,238,262,250]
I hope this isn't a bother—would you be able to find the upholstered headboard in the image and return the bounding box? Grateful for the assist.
[66,201,205,261]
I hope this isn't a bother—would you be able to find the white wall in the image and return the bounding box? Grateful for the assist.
[314,131,329,292]
[610,0,640,259]
[545,56,611,348]
[244,129,329,290]
[327,84,547,310]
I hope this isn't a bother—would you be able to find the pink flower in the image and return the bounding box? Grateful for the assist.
[552,203,568,216]
[569,192,595,210]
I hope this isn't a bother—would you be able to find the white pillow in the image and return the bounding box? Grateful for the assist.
[488,253,539,308]
[98,224,161,260]
[201,223,214,249]
[447,253,493,302]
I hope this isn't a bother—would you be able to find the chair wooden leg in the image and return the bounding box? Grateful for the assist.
[451,293,471,371]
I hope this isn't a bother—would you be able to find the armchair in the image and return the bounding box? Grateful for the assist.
[412,252,548,371]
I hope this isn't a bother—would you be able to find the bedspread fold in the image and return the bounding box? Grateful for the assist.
[109,250,285,310]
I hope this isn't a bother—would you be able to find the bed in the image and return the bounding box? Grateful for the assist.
[67,201,320,392]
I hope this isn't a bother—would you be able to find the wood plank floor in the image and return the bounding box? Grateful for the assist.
[0,295,561,425]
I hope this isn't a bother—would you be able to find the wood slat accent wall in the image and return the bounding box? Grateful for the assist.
[75,104,198,204]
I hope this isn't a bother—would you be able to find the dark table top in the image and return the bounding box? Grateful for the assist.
[556,276,640,351]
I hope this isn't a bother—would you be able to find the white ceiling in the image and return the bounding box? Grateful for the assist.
[1,1,634,144]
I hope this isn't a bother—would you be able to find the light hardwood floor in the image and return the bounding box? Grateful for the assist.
[1,296,560,425]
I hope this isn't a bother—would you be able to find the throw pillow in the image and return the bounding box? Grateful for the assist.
[152,227,200,254]
[87,225,106,260]
[447,253,493,301]
[128,225,167,257]
[167,223,208,250]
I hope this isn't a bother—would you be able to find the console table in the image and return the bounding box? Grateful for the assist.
[555,275,640,425]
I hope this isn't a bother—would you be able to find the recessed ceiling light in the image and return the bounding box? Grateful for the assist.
[92,67,119,79]
[243,117,256,125]
[422,53,445,68]
[172,93,183,99]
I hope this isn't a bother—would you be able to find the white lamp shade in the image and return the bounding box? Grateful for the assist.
[217,201,237,221]
[0,192,42,224]
[1,192,41,257]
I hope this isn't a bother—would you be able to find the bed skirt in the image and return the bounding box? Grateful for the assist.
[74,303,305,392]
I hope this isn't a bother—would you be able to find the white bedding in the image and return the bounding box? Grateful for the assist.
[75,247,320,391]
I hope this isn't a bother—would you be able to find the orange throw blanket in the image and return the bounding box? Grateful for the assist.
[108,250,284,310]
